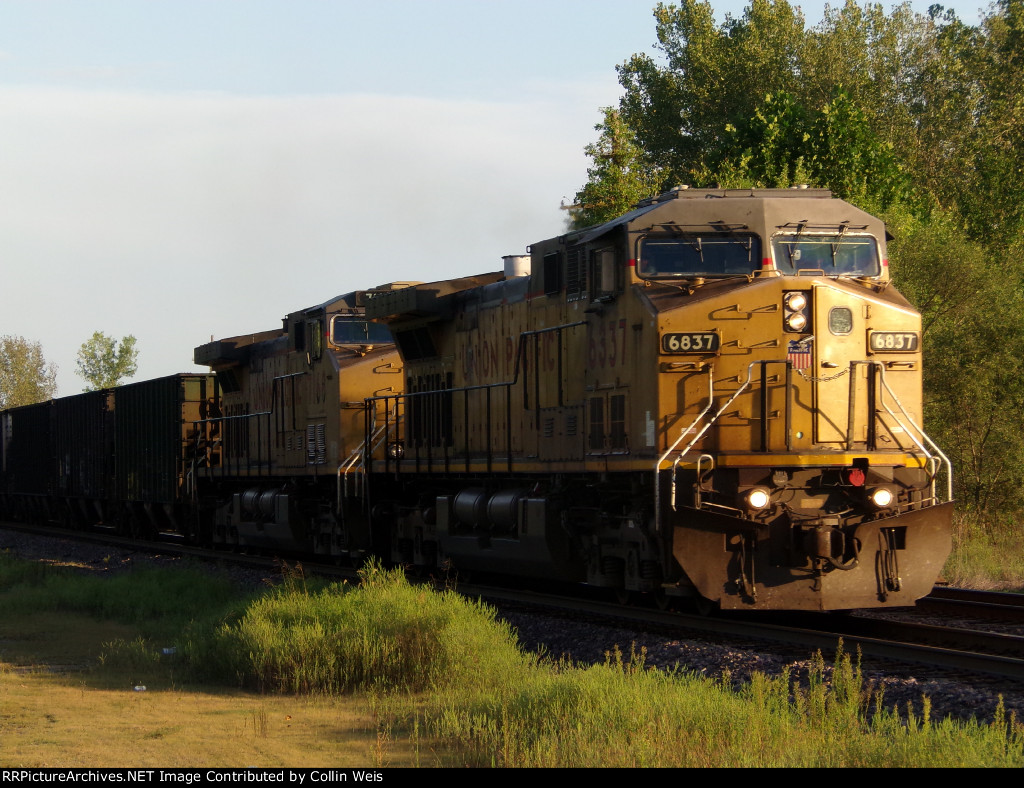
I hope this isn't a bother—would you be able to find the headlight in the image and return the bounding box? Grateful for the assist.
[785,292,808,311]
[868,487,895,509]
[745,488,771,510]
[784,312,808,332]
[783,290,811,333]
[387,441,405,459]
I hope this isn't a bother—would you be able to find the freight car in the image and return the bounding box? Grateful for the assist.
[361,187,954,611]
[0,289,399,552]
[0,374,218,539]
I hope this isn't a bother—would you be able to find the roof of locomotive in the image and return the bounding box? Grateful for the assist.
[195,290,393,368]
[364,272,505,321]
[567,187,885,249]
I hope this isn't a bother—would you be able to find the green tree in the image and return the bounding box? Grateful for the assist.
[608,0,964,206]
[959,0,1024,241]
[616,0,807,188]
[0,335,58,408]
[885,205,1024,512]
[76,331,138,391]
[572,108,663,227]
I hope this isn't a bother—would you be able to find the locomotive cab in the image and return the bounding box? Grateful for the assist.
[192,289,404,556]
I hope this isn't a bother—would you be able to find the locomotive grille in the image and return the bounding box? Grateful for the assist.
[306,423,327,465]
[566,245,586,301]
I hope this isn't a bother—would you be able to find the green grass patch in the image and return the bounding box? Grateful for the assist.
[1,552,1022,767]
[188,562,536,695]
[945,512,1024,590]
[408,643,1024,767]
[0,551,243,638]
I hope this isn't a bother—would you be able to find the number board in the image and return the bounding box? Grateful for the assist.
[661,332,720,354]
[868,331,919,352]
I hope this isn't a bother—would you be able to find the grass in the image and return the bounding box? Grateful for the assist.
[403,644,1024,767]
[1,552,1022,767]
[187,563,535,696]
[944,511,1024,590]
[0,672,413,767]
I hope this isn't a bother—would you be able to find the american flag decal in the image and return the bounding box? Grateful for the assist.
[787,339,812,370]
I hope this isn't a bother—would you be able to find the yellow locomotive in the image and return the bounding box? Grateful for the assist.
[192,290,402,556]
[364,188,953,611]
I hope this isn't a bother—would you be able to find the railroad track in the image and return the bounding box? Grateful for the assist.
[461,582,1024,684]
[919,586,1024,620]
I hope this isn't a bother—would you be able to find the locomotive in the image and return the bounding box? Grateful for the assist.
[0,187,953,612]
[362,187,953,611]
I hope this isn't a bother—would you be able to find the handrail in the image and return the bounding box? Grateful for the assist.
[338,401,401,506]
[657,366,714,520]
[653,359,951,531]
[656,362,766,532]
[191,372,307,475]
[873,363,954,503]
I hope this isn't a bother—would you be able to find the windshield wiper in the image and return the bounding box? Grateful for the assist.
[829,222,850,267]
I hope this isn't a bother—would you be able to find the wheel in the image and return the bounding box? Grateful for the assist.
[653,590,676,611]
[692,594,718,617]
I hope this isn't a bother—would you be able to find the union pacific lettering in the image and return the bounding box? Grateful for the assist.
[462,335,516,382]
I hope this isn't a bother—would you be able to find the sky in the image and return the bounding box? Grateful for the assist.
[0,0,992,395]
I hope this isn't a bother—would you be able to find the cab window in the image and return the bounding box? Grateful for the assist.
[638,234,760,278]
[772,234,880,277]
[330,317,393,346]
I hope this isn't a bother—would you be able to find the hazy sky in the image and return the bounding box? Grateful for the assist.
[0,0,990,394]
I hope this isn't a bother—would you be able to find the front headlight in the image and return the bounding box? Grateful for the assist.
[784,312,808,332]
[745,487,771,510]
[783,290,811,333]
[785,292,808,312]
[868,487,895,509]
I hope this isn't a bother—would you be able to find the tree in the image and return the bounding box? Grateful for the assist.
[572,108,663,227]
[616,0,807,188]
[608,0,960,207]
[76,332,138,391]
[0,335,58,409]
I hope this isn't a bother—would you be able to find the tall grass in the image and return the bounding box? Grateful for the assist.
[412,642,1024,767]
[0,552,240,636]
[188,561,536,695]
[945,511,1024,590]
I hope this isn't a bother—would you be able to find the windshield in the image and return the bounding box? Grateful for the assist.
[637,234,761,278]
[772,234,881,277]
[330,317,393,345]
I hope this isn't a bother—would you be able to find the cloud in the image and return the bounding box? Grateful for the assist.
[0,86,604,394]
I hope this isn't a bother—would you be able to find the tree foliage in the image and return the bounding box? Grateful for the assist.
[76,332,138,392]
[0,335,58,409]
[572,108,664,227]
[573,0,1024,514]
